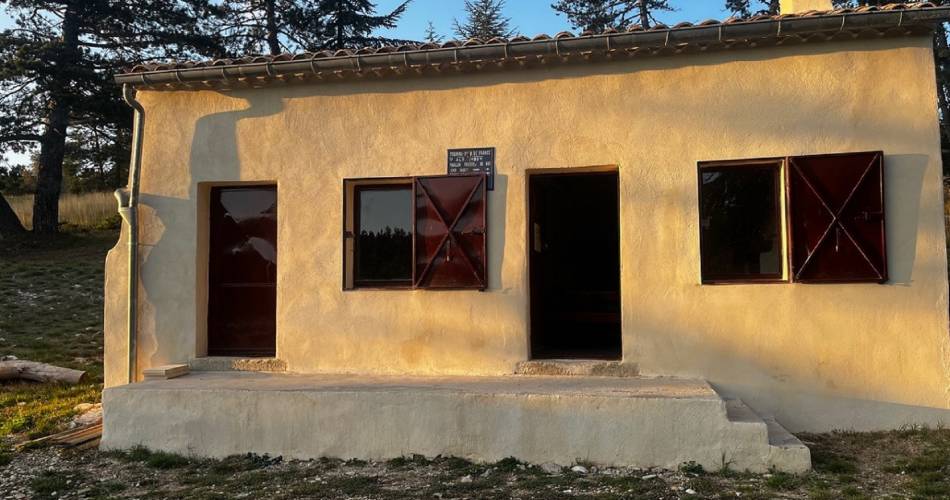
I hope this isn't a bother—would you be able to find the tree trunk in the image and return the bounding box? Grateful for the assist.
[336,0,345,50]
[33,101,68,234]
[0,360,87,384]
[31,3,80,234]
[264,0,280,55]
[0,193,25,238]
[638,0,650,29]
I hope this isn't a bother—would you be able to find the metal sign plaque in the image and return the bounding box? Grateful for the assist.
[447,147,495,190]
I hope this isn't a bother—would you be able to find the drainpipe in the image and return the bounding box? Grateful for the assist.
[116,83,144,384]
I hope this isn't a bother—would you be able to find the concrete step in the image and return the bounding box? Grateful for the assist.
[102,372,809,473]
[723,398,811,473]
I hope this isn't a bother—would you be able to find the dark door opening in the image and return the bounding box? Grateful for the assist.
[529,171,621,360]
[208,185,277,357]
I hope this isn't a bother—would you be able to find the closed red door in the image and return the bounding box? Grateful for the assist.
[207,186,277,357]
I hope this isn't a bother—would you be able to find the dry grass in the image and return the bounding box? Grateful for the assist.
[4,192,116,230]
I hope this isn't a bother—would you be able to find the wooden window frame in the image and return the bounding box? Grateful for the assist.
[697,158,788,285]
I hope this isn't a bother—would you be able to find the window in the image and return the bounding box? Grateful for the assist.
[697,151,887,285]
[344,174,488,290]
[354,185,413,287]
[698,160,784,283]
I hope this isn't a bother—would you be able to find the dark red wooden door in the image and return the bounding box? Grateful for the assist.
[788,152,886,283]
[413,175,487,290]
[208,186,277,356]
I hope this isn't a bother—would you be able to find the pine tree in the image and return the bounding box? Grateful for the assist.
[724,0,779,17]
[320,0,411,50]
[453,0,516,40]
[424,21,443,44]
[552,0,672,32]
[220,0,411,54]
[0,0,225,234]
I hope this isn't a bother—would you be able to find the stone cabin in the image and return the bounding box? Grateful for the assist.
[100,1,950,472]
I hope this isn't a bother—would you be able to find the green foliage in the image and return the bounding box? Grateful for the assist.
[30,470,80,499]
[724,0,779,17]
[454,0,516,40]
[679,460,705,475]
[812,448,859,474]
[552,0,672,32]
[388,453,433,468]
[110,446,192,469]
[765,471,804,490]
[91,213,122,231]
[219,0,412,55]
[0,1,226,232]
[424,21,443,43]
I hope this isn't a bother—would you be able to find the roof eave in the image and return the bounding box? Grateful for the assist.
[115,5,950,90]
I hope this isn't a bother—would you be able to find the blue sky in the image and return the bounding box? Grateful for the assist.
[377,1,736,40]
[0,2,738,40]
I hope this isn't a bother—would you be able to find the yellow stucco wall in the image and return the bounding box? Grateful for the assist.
[104,36,950,431]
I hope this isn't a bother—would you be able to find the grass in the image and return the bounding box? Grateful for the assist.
[0,229,117,442]
[4,191,119,230]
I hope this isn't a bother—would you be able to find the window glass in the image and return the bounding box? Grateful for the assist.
[699,163,783,282]
[355,186,413,285]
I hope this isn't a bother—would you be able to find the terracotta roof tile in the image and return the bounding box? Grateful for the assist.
[118,2,948,88]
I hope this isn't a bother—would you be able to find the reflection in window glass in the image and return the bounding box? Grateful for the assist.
[355,186,413,285]
[699,164,783,282]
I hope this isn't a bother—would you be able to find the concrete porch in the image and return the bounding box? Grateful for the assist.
[100,372,810,473]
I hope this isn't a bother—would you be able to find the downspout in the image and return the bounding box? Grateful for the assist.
[116,84,144,384]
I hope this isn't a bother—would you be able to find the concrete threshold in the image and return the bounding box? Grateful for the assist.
[515,359,639,377]
[102,372,810,473]
[189,357,287,372]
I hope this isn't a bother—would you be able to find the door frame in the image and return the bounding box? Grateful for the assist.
[525,165,621,360]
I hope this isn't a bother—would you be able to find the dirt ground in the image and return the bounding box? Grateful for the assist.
[0,425,948,499]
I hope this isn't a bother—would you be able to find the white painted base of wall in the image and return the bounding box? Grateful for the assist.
[101,372,810,473]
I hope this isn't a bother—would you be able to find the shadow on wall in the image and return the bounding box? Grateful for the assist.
[136,94,284,371]
[886,154,928,285]
[490,174,508,291]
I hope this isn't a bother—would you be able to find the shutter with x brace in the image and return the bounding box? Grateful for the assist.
[788,151,887,283]
[413,174,488,290]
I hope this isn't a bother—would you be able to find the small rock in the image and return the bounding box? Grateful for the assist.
[686,489,697,495]
[540,463,561,474]
[641,474,657,480]
[460,475,473,483]
[570,465,588,474]
[74,403,95,413]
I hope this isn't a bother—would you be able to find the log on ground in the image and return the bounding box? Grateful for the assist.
[0,360,87,384]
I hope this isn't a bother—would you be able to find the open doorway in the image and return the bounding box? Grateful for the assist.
[529,171,621,360]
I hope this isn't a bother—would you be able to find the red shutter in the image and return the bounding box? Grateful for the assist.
[413,174,488,290]
[788,151,886,283]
